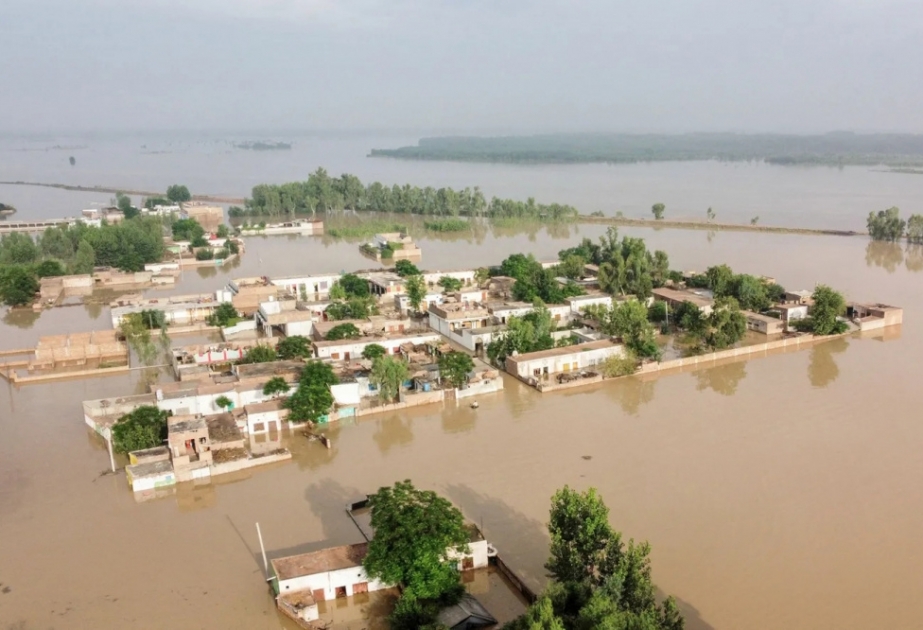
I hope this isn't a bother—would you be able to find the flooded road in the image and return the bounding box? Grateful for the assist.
[1,227,922,630]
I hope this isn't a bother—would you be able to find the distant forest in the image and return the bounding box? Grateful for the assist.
[369,132,923,167]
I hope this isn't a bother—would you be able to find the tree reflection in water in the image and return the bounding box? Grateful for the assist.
[372,415,414,453]
[807,338,849,389]
[605,375,656,415]
[2,308,40,329]
[865,241,903,272]
[694,362,747,396]
[905,244,923,272]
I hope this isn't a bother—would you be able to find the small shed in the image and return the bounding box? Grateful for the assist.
[437,594,498,630]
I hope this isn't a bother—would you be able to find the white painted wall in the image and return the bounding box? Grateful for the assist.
[511,344,625,378]
[447,539,491,570]
[277,567,389,600]
[314,332,441,360]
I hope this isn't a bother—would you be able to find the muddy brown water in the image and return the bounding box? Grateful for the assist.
[1,228,921,630]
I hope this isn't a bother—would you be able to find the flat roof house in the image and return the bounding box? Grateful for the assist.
[847,303,903,331]
[743,311,785,335]
[651,287,715,315]
[505,339,624,380]
[270,542,388,602]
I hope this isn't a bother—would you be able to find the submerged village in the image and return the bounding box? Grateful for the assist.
[0,184,906,630]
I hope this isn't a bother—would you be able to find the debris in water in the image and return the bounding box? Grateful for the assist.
[582,455,592,460]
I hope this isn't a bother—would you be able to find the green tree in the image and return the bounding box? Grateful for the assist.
[809,285,847,335]
[730,274,770,311]
[216,224,230,238]
[474,267,491,286]
[214,395,233,411]
[364,480,470,601]
[405,274,426,312]
[361,344,387,361]
[0,233,39,264]
[240,344,278,364]
[40,226,75,260]
[262,376,290,397]
[276,335,312,360]
[338,273,370,297]
[558,254,586,280]
[546,486,623,587]
[34,259,66,278]
[505,596,565,630]
[326,322,361,340]
[166,184,192,203]
[438,351,475,389]
[371,355,410,402]
[0,266,39,306]
[905,214,923,244]
[704,296,747,350]
[705,264,735,297]
[488,307,555,367]
[651,203,665,220]
[648,301,667,323]
[171,218,205,243]
[110,406,168,454]
[438,276,464,293]
[72,240,96,274]
[285,361,338,423]
[206,302,240,327]
[394,259,421,276]
[867,206,905,241]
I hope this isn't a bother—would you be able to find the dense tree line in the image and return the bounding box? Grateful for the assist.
[0,217,167,306]
[371,132,923,167]
[499,253,585,303]
[229,168,578,221]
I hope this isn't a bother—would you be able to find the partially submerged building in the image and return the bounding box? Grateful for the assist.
[651,287,715,315]
[847,303,904,331]
[505,339,625,382]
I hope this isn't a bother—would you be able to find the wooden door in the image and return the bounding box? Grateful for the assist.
[353,582,368,594]
[312,588,325,602]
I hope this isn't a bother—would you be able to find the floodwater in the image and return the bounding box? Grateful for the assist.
[1,223,921,630]
[3,132,923,230]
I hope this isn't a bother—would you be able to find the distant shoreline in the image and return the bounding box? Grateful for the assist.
[0,180,246,204]
[0,179,867,238]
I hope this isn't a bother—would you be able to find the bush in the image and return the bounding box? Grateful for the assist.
[362,344,387,360]
[195,249,214,261]
[111,406,168,454]
[394,259,421,276]
[326,323,361,340]
[240,344,278,364]
[602,352,639,377]
[206,302,240,327]
[276,335,312,360]
[648,301,668,323]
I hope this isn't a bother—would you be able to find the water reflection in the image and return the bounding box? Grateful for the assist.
[694,361,747,396]
[905,244,923,272]
[304,479,364,546]
[84,299,103,320]
[605,375,657,415]
[372,416,414,453]
[807,338,849,389]
[2,308,40,329]
[865,241,903,272]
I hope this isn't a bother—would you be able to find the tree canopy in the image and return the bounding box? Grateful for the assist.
[0,266,39,306]
[240,344,278,364]
[111,406,168,454]
[807,285,847,335]
[276,335,312,360]
[326,323,361,340]
[500,253,585,303]
[262,376,291,397]
[438,276,464,293]
[361,344,387,361]
[505,486,684,630]
[371,355,410,402]
[394,259,421,276]
[166,184,192,203]
[364,480,470,621]
[488,307,555,366]
[438,351,475,389]
[405,275,426,312]
[285,361,338,423]
[867,207,906,242]
[206,302,240,327]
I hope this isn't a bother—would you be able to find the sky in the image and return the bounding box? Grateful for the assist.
[1,0,922,134]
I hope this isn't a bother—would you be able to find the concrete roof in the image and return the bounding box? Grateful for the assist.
[126,460,174,479]
[743,311,783,324]
[505,339,620,365]
[168,414,207,434]
[652,287,714,308]
[271,543,368,580]
[437,594,497,629]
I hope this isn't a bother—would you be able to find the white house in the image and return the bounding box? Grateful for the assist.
[421,269,477,287]
[395,291,445,316]
[313,331,442,361]
[505,339,625,380]
[566,294,613,314]
[271,543,388,601]
[270,273,340,301]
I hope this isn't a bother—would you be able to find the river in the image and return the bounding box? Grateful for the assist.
[1,136,922,630]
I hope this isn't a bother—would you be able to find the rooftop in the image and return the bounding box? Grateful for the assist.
[437,593,497,629]
[206,413,243,444]
[168,414,207,434]
[743,311,783,324]
[505,339,620,365]
[126,459,174,479]
[271,543,369,581]
[652,287,715,308]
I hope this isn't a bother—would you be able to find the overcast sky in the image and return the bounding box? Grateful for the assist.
[2,0,922,134]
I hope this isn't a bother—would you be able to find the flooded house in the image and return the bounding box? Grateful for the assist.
[505,338,625,383]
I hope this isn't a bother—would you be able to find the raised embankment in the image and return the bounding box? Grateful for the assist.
[0,180,246,205]
[576,214,866,237]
